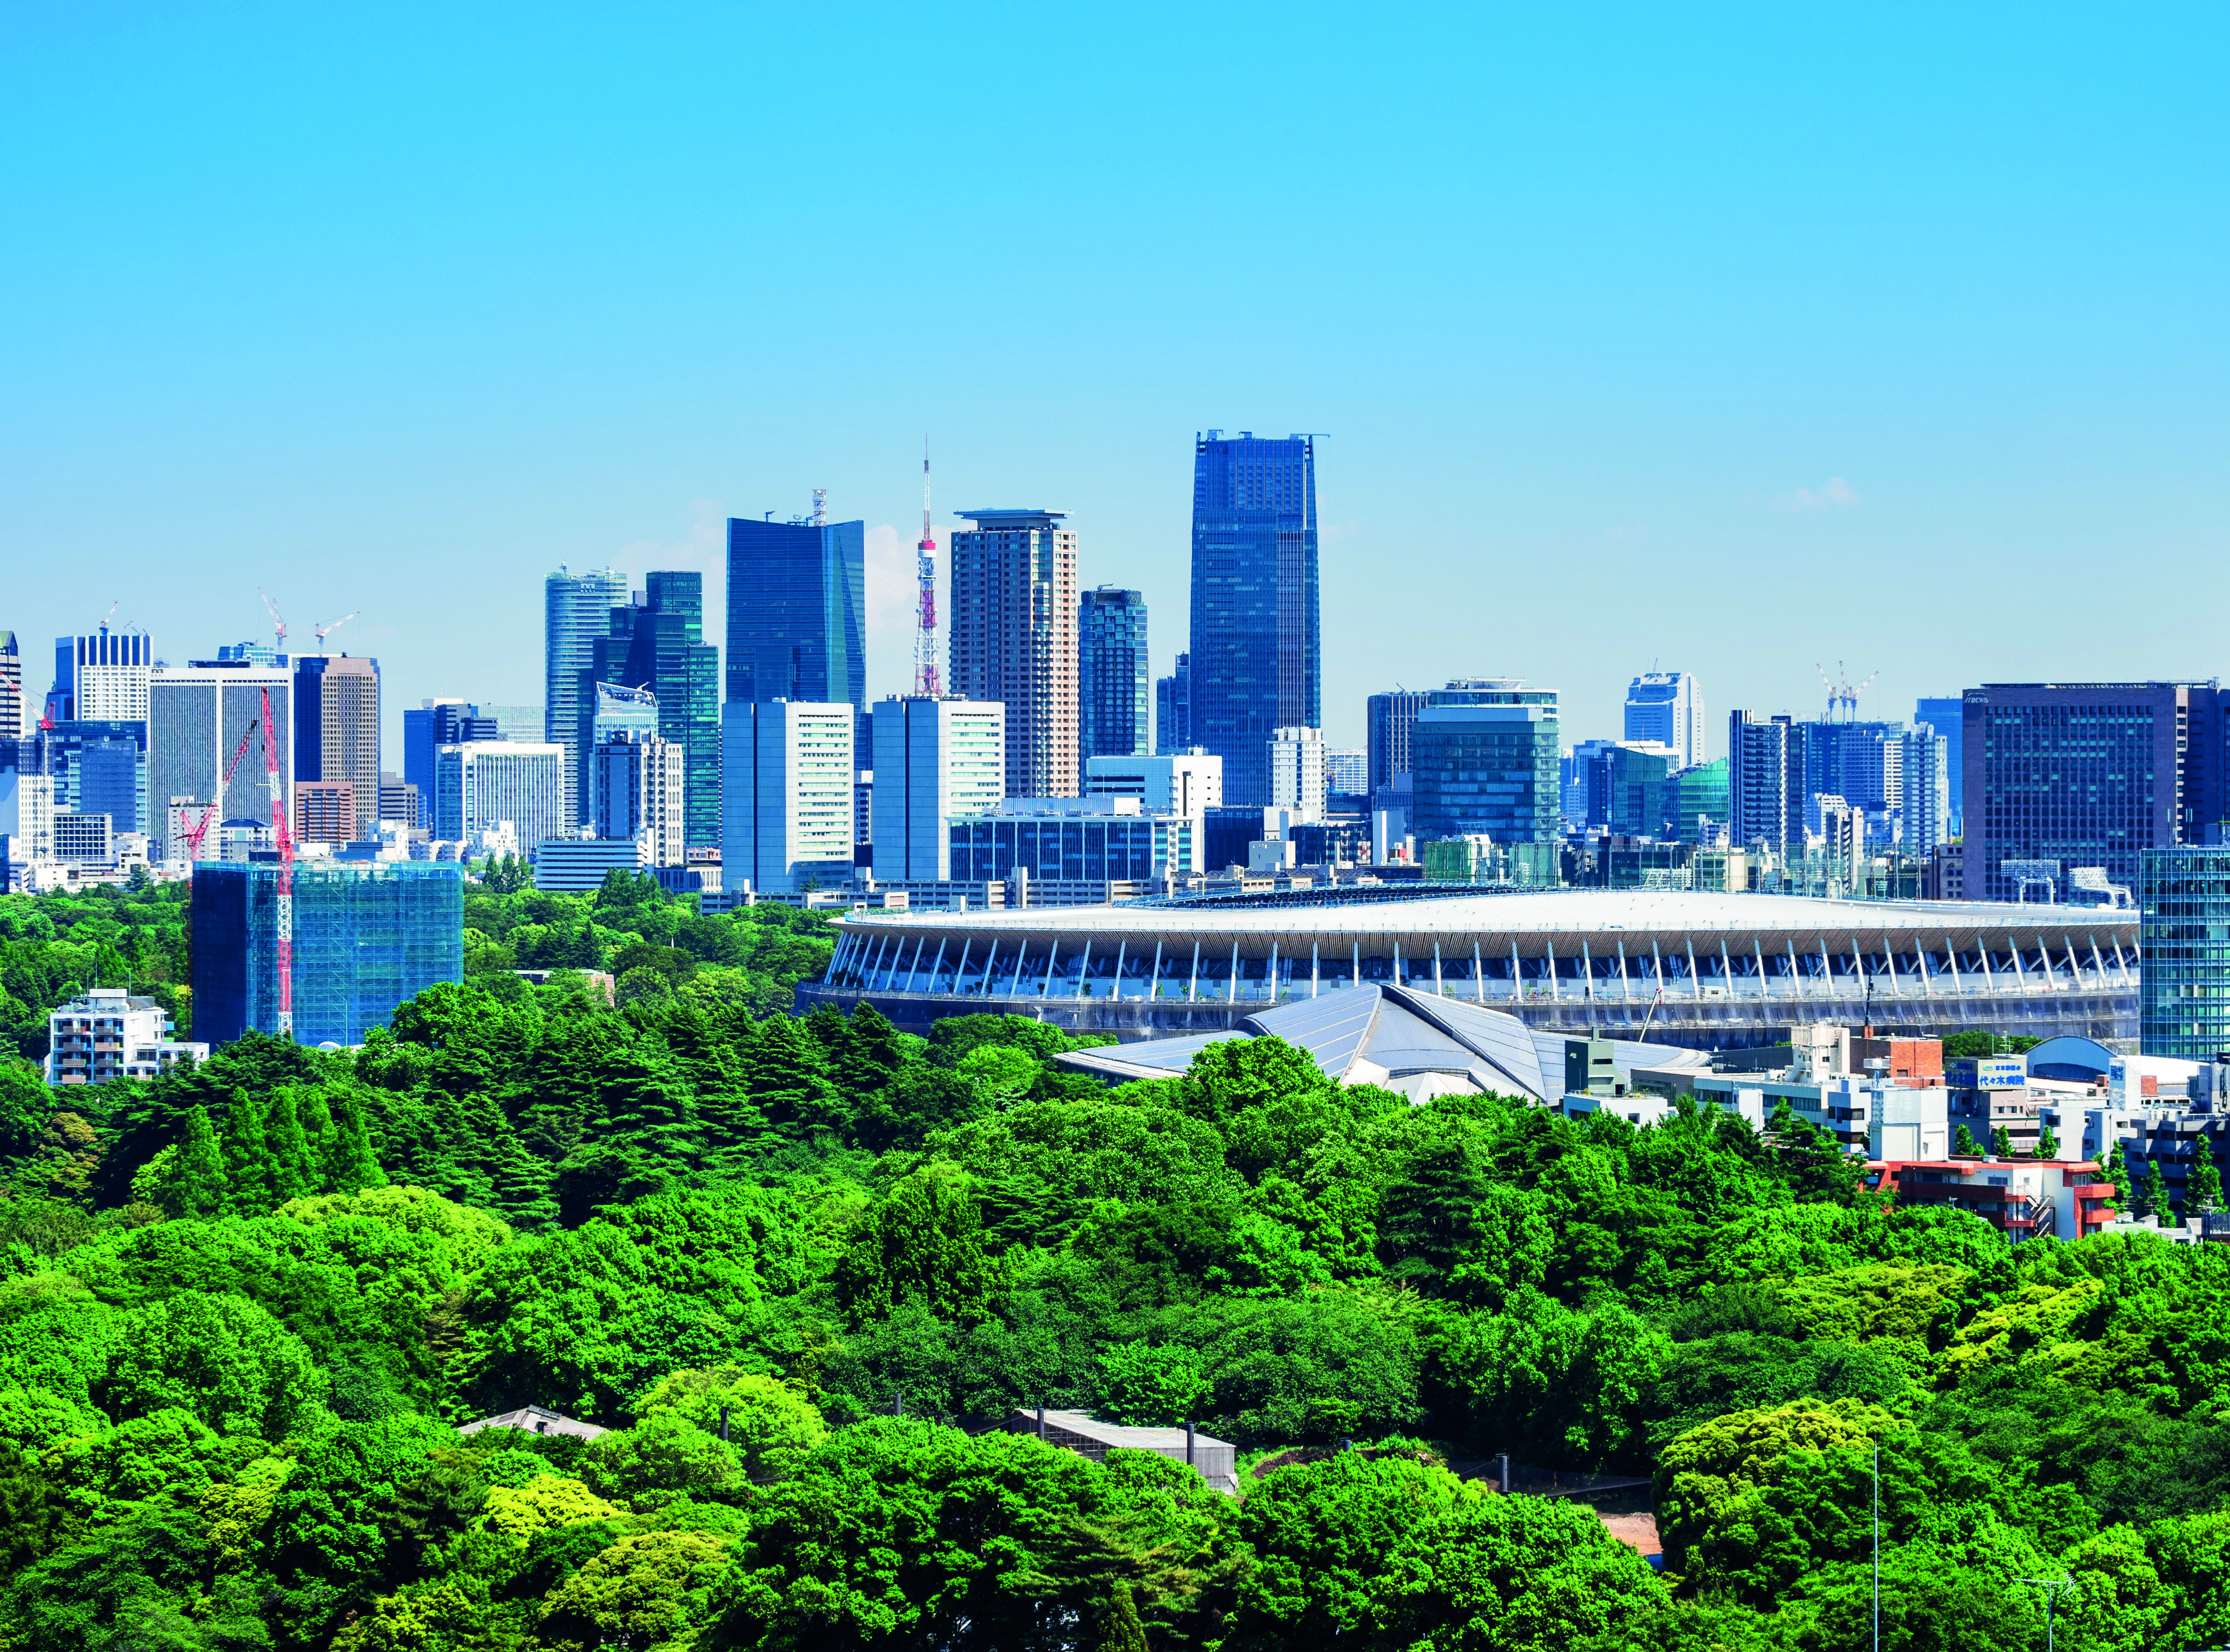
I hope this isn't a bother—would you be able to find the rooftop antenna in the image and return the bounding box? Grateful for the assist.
[259,589,289,654]
[811,489,828,527]
[913,441,942,697]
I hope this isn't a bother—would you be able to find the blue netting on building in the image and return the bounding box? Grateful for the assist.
[192,860,463,1047]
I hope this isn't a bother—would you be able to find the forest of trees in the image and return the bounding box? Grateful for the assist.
[2,873,2230,1648]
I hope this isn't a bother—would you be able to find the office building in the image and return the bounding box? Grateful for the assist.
[293,654,381,840]
[403,699,466,828]
[192,860,463,1048]
[1189,433,1319,807]
[432,741,567,854]
[49,627,153,724]
[1624,671,1707,769]
[46,985,206,1085]
[1666,759,1730,843]
[52,812,113,865]
[1268,726,1327,823]
[1728,712,1791,853]
[0,632,24,743]
[5,773,54,863]
[377,773,418,828]
[544,565,631,833]
[590,729,687,867]
[1410,681,1560,884]
[725,516,867,708]
[2138,846,2230,1059]
[1078,587,1149,771]
[1900,728,1950,854]
[586,573,721,848]
[588,681,660,749]
[1915,696,1965,836]
[1155,653,1192,754]
[147,665,293,862]
[43,720,146,836]
[479,704,542,742]
[1963,682,2226,903]
[1603,743,1678,838]
[1084,750,1222,819]
[950,796,1199,885]
[1326,749,1367,800]
[948,508,1079,799]
[534,837,649,894]
[870,696,1006,883]
[1367,689,1430,801]
[294,781,357,845]
[722,700,855,895]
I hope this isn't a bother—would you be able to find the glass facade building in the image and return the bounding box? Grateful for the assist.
[191,860,463,1048]
[1915,696,1965,836]
[43,719,146,835]
[1367,689,1430,799]
[725,517,866,709]
[544,567,630,834]
[1410,681,1559,885]
[1963,682,2226,903]
[1155,653,1192,755]
[948,813,1193,883]
[292,654,381,840]
[147,666,293,861]
[587,572,721,848]
[1078,587,1149,769]
[1666,759,1730,843]
[2137,846,2230,1058]
[1189,434,1318,807]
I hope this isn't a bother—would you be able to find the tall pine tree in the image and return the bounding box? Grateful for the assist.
[220,1089,275,1214]
[323,1087,386,1195]
[160,1106,228,1219]
[744,1015,842,1142]
[267,1087,320,1204]
[2188,1132,2223,1213]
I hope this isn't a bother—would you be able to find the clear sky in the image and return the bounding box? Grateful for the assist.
[6,4,2225,761]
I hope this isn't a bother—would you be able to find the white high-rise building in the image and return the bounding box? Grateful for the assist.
[1624,671,1707,769]
[590,730,687,867]
[51,628,154,723]
[1901,728,1950,854]
[1267,727,1326,824]
[870,696,1005,883]
[433,741,567,856]
[1084,749,1222,819]
[723,700,856,895]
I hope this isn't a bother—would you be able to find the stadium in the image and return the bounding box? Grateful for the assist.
[797,886,2140,1050]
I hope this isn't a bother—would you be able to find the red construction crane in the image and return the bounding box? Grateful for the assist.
[180,717,263,862]
[258,686,296,1038]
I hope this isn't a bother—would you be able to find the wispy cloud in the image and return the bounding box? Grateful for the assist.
[1763,476,1860,514]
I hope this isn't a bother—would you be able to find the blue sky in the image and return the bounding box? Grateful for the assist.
[5,3,2225,758]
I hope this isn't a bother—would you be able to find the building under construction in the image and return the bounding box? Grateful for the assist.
[192,859,463,1047]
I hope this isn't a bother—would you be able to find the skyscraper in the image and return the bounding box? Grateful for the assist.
[545,566,630,834]
[48,626,153,724]
[1189,433,1318,807]
[1410,680,1560,884]
[1078,586,1149,771]
[587,572,721,848]
[591,730,688,867]
[1900,727,1950,854]
[1268,726,1327,822]
[1624,671,1707,768]
[292,654,381,839]
[433,741,568,853]
[1367,689,1431,800]
[1915,696,1965,837]
[949,508,1079,799]
[1728,711,1791,853]
[869,695,1005,882]
[0,632,24,743]
[146,664,293,861]
[722,700,855,895]
[725,517,866,708]
[1962,681,2226,902]
[2138,845,2230,1058]
[1155,653,1192,754]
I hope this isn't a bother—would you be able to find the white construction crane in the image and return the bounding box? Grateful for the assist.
[313,610,360,648]
[259,589,289,653]
[1817,660,1880,723]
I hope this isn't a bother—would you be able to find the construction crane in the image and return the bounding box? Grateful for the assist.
[179,717,264,862]
[1817,660,1880,723]
[95,601,117,634]
[313,610,360,648]
[259,589,289,654]
[259,686,296,1038]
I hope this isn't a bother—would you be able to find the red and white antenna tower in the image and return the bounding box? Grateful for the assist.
[913,441,941,696]
[258,686,296,1038]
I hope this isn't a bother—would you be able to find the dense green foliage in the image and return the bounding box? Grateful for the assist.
[2,879,2227,1648]
[0,879,191,1061]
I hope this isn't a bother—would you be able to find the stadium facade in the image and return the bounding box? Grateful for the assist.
[797,887,2139,1049]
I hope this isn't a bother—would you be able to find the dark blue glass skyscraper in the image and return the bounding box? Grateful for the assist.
[1078,586,1148,770]
[725,518,866,710]
[1188,433,1318,806]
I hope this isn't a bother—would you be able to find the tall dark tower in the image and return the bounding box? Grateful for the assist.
[1188,432,1318,806]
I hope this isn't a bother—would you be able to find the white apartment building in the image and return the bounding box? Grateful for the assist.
[1268,726,1327,824]
[46,985,207,1085]
[871,696,1006,883]
[1624,671,1707,769]
[724,700,856,895]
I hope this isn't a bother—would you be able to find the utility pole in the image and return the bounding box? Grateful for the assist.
[1871,1438,1880,1652]
[2012,1577,2074,1652]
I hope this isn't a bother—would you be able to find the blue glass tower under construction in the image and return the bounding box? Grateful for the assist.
[1188,433,1318,807]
